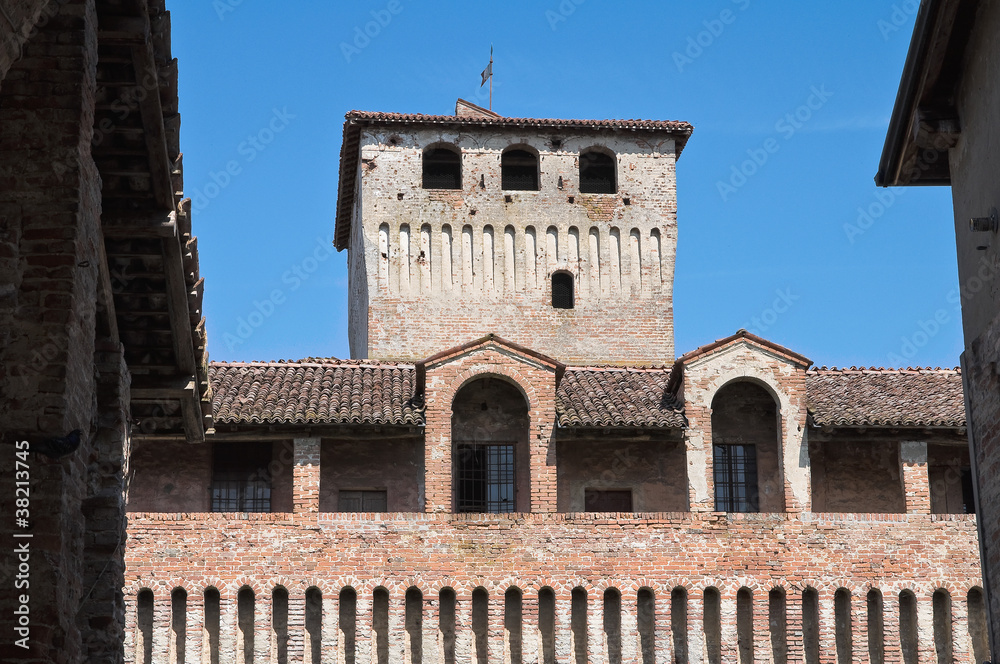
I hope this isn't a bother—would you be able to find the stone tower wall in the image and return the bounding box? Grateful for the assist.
[348,126,679,364]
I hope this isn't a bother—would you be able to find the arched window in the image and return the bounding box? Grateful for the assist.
[422,146,461,189]
[580,149,616,193]
[502,148,539,190]
[711,381,782,512]
[552,272,574,309]
[453,378,529,513]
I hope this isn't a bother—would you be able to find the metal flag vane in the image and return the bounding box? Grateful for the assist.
[481,45,493,111]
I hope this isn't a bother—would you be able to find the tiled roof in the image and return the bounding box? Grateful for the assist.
[556,367,686,429]
[209,360,423,426]
[344,110,694,133]
[207,361,965,431]
[806,367,965,428]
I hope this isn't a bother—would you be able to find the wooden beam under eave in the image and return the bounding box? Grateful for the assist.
[130,34,175,211]
[95,231,120,346]
[180,384,206,443]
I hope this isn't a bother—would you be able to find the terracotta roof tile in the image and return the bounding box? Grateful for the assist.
[209,360,423,426]
[208,360,965,432]
[806,367,964,428]
[556,367,686,429]
[344,110,694,133]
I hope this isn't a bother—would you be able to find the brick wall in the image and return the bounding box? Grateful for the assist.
[963,310,1000,654]
[124,511,985,664]
[0,1,131,661]
[347,127,679,364]
[0,0,54,85]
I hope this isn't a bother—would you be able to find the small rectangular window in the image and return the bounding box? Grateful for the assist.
[961,467,976,514]
[210,442,272,512]
[455,443,516,513]
[338,489,388,512]
[713,444,759,512]
[584,489,633,512]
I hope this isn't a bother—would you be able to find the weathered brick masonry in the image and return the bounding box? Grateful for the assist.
[0,1,208,661]
[122,99,989,663]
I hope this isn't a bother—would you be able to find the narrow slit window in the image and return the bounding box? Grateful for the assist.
[440,588,457,664]
[835,588,853,664]
[502,149,539,190]
[579,150,616,194]
[505,588,523,664]
[539,587,556,664]
[552,272,574,309]
[637,589,655,664]
[423,147,461,189]
[204,588,220,664]
[571,588,587,664]
[273,587,289,664]
[737,588,754,664]
[899,591,919,664]
[473,588,489,664]
[704,587,722,664]
[671,587,688,664]
[238,587,255,664]
[171,588,187,664]
[604,589,622,664]
[802,589,820,664]
[305,587,322,664]
[373,588,389,664]
[340,588,357,664]
[406,587,423,664]
[137,589,153,664]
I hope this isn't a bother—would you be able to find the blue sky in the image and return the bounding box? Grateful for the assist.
[171,0,961,368]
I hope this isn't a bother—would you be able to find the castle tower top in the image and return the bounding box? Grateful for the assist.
[335,106,693,365]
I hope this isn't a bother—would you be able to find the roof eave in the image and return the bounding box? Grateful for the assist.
[875,0,977,187]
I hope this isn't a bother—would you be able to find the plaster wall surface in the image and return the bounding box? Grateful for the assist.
[810,439,905,513]
[347,127,678,364]
[556,437,688,512]
[949,3,1000,650]
[319,438,424,512]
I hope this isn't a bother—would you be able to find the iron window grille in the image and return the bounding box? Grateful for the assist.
[210,470,271,512]
[713,444,759,512]
[455,442,516,513]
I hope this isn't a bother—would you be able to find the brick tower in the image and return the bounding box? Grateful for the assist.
[335,99,693,364]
